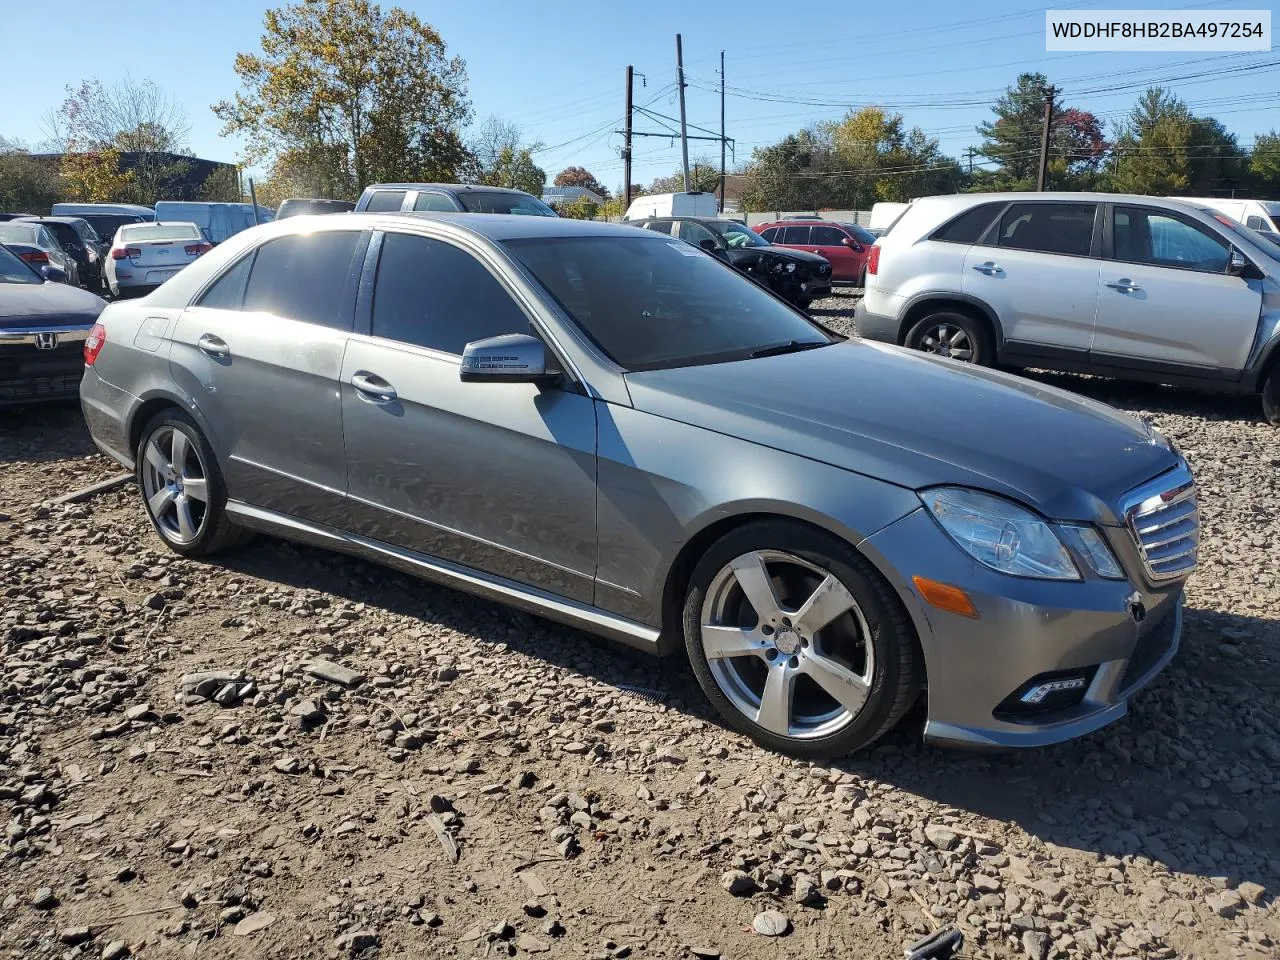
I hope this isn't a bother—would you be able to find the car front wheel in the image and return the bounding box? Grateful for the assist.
[682,520,922,759]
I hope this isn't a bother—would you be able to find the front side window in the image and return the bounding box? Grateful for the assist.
[371,232,530,354]
[677,220,719,247]
[995,202,1096,257]
[413,192,457,212]
[1113,207,1230,273]
[364,190,406,213]
[758,227,780,243]
[241,231,361,329]
[505,235,834,372]
[707,221,769,248]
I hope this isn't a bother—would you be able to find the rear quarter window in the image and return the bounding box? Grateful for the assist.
[363,190,407,213]
[930,202,1008,244]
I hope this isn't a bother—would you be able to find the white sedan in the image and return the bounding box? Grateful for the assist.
[105,222,212,298]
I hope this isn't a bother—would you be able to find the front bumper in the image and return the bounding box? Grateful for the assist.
[0,325,92,405]
[860,507,1186,749]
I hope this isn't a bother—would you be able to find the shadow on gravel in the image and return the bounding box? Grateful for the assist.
[1016,369,1268,424]
[216,532,1278,898]
[0,400,97,464]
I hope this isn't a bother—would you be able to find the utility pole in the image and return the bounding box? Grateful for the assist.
[676,33,690,192]
[1036,84,1056,192]
[964,147,975,176]
[623,65,634,210]
[719,50,726,210]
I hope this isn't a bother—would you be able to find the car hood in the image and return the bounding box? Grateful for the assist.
[0,281,105,327]
[623,339,1180,523]
[759,245,828,265]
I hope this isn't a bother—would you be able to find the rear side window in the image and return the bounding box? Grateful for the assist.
[779,226,810,244]
[47,223,79,246]
[640,220,673,236]
[413,192,456,212]
[197,253,255,310]
[810,225,847,246]
[931,203,1006,244]
[241,231,361,329]
[72,220,99,242]
[994,202,1097,257]
[364,190,406,213]
[371,232,530,354]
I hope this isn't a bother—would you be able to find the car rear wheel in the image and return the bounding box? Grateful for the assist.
[905,310,992,365]
[682,520,922,759]
[136,409,249,557]
[1262,366,1280,427]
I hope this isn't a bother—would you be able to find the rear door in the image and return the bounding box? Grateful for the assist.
[340,228,598,601]
[168,229,368,527]
[1091,204,1261,374]
[807,224,859,281]
[962,200,1101,355]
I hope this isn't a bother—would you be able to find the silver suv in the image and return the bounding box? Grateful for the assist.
[856,192,1280,425]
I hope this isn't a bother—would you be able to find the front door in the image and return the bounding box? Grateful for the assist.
[963,200,1101,355]
[168,229,367,527]
[806,224,859,281]
[341,228,599,603]
[1091,204,1262,374]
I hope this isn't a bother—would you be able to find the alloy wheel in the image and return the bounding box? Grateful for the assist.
[918,323,974,362]
[700,550,876,740]
[140,426,210,544]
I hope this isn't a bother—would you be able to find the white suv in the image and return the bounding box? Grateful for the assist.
[856,192,1280,425]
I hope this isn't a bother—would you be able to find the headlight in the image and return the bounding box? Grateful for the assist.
[1060,525,1125,579]
[786,262,796,273]
[921,487,1079,580]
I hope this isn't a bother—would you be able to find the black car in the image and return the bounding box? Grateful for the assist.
[635,217,832,307]
[275,197,357,219]
[0,242,105,405]
[18,216,107,292]
[354,183,558,217]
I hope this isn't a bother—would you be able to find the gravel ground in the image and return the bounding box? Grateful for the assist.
[1,291,1277,960]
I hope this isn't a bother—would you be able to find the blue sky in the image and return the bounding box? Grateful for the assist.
[2,0,1276,193]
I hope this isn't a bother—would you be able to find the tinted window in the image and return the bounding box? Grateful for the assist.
[759,227,780,242]
[1244,215,1270,232]
[640,220,673,236]
[456,191,557,216]
[810,225,847,246]
[413,192,457,212]
[371,232,530,354]
[45,223,80,247]
[71,220,99,242]
[779,226,810,244]
[677,221,718,247]
[1113,207,1230,273]
[0,224,39,245]
[119,223,202,242]
[197,253,255,309]
[82,215,140,242]
[0,244,41,284]
[932,202,1006,244]
[242,231,360,328]
[364,190,406,213]
[505,235,834,372]
[995,202,1096,257]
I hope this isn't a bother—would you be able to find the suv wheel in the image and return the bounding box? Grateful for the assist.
[136,409,249,557]
[905,310,992,365]
[1262,366,1280,426]
[682,520,922,759]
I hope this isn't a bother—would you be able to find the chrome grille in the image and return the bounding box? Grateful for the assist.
[1125,472,1199,581]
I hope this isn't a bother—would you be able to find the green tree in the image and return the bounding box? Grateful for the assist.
[553,196,599,220]
[214,0,472,198]
[200,165,244,202]
[0,142,60,213]
[469,116,545,194]
[1249,131,1280,191]
[647,158,720,195]
[553,165,609,200]
[59,145,135,202]
[1110,87,1244,195]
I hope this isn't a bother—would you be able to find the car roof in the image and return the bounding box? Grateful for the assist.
[18,216,87,225]
[362,183,534,196]
[909,191,1217,214]
[251,211,671,243]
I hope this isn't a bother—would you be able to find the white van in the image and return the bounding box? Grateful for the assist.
[623,191,719,221]
[153,202,274,245]
[867,202,910,236]
[1180,197,1280,234]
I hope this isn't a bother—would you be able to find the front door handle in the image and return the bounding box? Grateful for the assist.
[350,371,397,403]
[972,261,1004,275]
[197,334,230,358]
[1106,279,1142,292]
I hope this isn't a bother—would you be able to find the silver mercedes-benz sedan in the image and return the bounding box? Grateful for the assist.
[79,213,1197,759]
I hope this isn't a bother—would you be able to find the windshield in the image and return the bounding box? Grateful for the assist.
[459,191,557,216]
[0,244,41,283]
[505,235,834,372]
[0,224,40,245]
[707,220,769,248]
[119,222,202,242]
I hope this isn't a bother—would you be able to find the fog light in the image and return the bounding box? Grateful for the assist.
[1020,677,1087,705]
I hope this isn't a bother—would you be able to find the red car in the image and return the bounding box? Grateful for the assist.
[755,219,877,285]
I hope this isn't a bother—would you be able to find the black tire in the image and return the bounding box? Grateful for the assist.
[794,296,813,310]
[857,266,867,288]
[135,408,250,557]
[904,309,993,365]
[1262,366,1280,427]
[681,519,923,760]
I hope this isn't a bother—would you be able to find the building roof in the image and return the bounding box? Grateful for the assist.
[543,185,606,205]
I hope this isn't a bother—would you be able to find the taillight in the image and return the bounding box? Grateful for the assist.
[84,323,106,366]
[19,251,49,264]
[185,242,212,256]
[867,245,881,276]
[110,247,142,260]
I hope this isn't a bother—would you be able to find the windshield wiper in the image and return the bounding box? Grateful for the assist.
[748,339,831,359]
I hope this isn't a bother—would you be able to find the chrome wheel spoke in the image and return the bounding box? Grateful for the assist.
[949,329,968,347]
[144,441,170,475]
[182,476,209,503]
[756,665,795,736]
[801,652,871,716]
[148,486,175,516]
[729,552,782,622]
[702,624,765,661]
[792,574,856,636]
[174,494,197,540]
[951,348,973,362]
[169,430,190,472]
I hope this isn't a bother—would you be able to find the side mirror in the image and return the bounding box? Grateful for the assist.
[842,237,864,252]
[40,264,67,283]
[460,333,559,384]
[1227,249,1249,277]
[698,238,727,259]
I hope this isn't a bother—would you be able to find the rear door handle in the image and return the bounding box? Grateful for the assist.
[350,371,397,403]
[972,261,1004,275]
[1106,279,1142,292]
[197,334,230,358]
